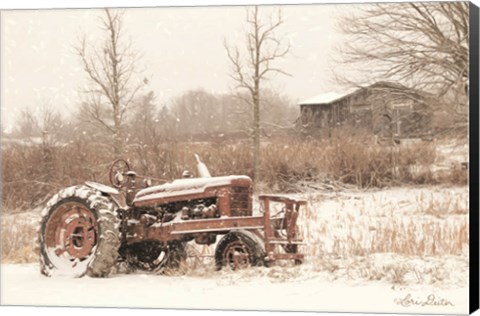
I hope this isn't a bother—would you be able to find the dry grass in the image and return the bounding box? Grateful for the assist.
[1,215,39,263]
[2,133,465,212]
[415,191,469,217]
[291,187,469,285]
[299,190,469,259]
[333,253,467,286]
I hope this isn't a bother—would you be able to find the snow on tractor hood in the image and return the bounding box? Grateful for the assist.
[133,175,252,205]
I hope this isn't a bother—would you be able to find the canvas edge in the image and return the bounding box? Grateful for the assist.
[469,1,480,315]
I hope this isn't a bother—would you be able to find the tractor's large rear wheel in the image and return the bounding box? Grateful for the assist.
[38,185,120,277]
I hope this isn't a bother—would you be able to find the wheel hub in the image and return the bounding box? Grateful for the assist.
[45,202,97,263]
[224,241,251,270]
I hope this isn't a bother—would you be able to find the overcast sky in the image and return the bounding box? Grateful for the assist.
[1,4,351,132]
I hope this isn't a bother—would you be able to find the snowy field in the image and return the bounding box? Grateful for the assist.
[1,185,469,314]
[0,263,468,314]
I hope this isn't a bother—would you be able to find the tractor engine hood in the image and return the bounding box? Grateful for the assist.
[133,175,252,206]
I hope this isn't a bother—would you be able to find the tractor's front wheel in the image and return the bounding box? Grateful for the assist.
[215,231,265,270]
[38,185,120,277]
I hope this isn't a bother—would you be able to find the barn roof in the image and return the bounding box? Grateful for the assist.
[298,88,358,106]
[298,82,418,106]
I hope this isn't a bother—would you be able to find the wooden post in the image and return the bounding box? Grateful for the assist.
[262,196,274,262]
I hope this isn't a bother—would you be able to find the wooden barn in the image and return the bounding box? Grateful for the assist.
[297,82,432,139]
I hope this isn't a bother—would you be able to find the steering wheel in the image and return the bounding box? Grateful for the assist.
[109,159,131,188]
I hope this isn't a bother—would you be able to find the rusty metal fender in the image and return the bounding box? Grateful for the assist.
[84,181,126,209]
[85,181,120,195]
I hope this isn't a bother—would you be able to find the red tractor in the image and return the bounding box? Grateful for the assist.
[38,156,306,277]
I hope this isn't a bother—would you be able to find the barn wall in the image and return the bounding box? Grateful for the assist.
[298,86,431,138]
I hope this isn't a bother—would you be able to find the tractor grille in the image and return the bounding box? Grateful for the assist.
[230,186,252,216]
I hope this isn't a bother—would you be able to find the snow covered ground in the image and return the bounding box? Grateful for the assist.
[0,263,468,314]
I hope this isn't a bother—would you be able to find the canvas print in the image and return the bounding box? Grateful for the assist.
[0,1,476,314]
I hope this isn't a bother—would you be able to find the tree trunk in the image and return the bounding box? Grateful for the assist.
[113,105,123,157]
[253,89,260,184]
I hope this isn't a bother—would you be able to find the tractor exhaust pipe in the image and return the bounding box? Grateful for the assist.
[194,154,211,178]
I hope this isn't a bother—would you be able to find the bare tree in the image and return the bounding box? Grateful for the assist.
[225,5,290,183]
[76,9,145,156]
[170,89,221,136]
[260,89,297,132]
[337,2,469,130]
[17,102,63,147]
[16,103,64,183]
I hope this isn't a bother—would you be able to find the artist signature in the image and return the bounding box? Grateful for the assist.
[394,293,454,307]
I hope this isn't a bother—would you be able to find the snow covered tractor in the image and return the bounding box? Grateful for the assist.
[38,156,306,277]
